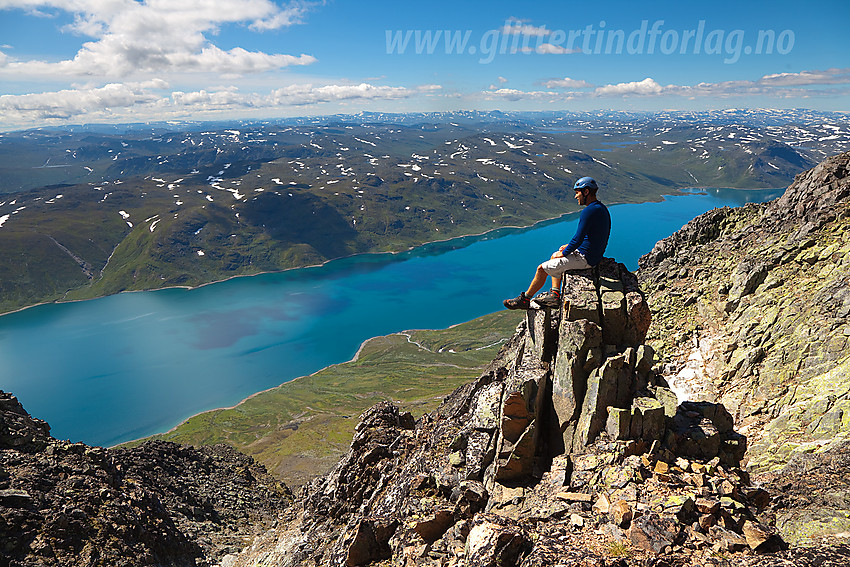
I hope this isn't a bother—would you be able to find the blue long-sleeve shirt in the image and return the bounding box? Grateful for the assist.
[562,200,610,266]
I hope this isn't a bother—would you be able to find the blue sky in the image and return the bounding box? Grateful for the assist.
[0,0,848,130]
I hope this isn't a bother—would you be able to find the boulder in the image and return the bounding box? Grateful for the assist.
[552,319,602,451]
[344,517,399,566]
[549,258,659,452]
[741,520,785,553]
[572,353,633,448]
[413,509,455,543]
[630,397,665,442]
[562,270,600,324]
[465,516,529,567]
[610,500,633,528]
[606,407,631,440]
[666,402,746,466]
[629,513,679,553]
[524,307,558,362]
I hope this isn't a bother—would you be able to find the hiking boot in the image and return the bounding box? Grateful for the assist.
[534,290,562,308]
[503,293,530,310]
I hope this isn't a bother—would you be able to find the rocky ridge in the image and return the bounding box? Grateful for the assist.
[0,391,292,566]
[218,152,850,567]
[220,257,804,567]
[3,152,849,566]
[638,150,850,543]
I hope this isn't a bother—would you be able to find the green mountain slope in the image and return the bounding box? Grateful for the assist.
[3,111,838,314]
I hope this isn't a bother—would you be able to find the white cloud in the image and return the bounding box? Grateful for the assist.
[485,88,560,102]
[0,0,316,79]
[758,68,850,86]
[483,69,850,103]
[0,80,433,127]
[594,78,663,96]
[502,18,550,37]
[0,80,165,120]
[535,43,581,55]
[249,0,316,30]
[542,77,593,89]
[268,83,414,106]
[171,86,250,108]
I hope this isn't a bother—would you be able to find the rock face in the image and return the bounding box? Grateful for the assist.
[638,150,850,545]
[220,257,803,566]
[0,391,292,567]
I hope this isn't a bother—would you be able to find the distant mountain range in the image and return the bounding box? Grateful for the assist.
[1,109,848,314]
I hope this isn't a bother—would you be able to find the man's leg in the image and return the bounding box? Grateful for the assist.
[537,252,589,304]
[525,265,549,298]
[551,275,562,295]
[504,252,587,310]
[504,264,549,309]
[537,250,572,299]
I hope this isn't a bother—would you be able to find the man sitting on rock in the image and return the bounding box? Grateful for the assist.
[504,176,611,309]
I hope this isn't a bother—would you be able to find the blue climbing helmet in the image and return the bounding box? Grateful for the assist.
[574,176,598,192]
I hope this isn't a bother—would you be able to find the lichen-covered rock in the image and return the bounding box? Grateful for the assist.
[552,318,602,451]
[218,243,799,566]
[639,151,850,475]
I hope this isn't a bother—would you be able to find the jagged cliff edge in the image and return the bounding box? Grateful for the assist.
[223,151,850,567]
[2,152,849,567]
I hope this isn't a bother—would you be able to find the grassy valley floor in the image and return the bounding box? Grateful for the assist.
[131,310,524,487]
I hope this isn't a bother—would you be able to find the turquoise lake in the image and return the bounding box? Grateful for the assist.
[0,188,781,446]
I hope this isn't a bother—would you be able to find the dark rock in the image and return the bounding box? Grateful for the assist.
[666,402,745,466]
[0,419,290,567]
[0,391,51,452]
[344,517,398,566]
[465,515,529,567]
[629,513,679,553]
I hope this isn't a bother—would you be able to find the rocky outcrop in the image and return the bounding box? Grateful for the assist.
[6,152,850,566]
[0,391,292,567]
[219,257,806,566]
[637,151,850,543]
[223,152,850,564]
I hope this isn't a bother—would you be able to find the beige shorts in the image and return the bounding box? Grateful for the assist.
[541,251,590,277]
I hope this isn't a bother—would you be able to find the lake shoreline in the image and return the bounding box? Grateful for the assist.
[114,187,785,449]
[0,199,602,318]
[0,184,784,320]
[116,327,426,448]
[3,185,786,448]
